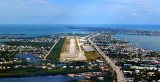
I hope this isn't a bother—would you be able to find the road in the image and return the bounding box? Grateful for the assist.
[69,38,76,54]
[76,37,82,52]
[88,33,126,82]
[43,38,61,60]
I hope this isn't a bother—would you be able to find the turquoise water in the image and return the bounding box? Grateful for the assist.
[115,34,160,52]
[0,76,82,82]
[0,25,88,37]
[0,25,160,37]
[69,24,160,31]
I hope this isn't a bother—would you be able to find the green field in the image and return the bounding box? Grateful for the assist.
[61,37,70,53]
[46,38,66,62]
[84,51,100,61]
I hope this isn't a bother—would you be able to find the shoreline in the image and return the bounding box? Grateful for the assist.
[0,68,100,78]
[115,34,160,52]
[0,73,68,78]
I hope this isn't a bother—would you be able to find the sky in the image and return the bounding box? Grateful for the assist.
[0,0,160,24]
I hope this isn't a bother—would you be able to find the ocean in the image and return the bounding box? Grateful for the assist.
[0,24,160,36]
[68,24,160,31]
[0,24,88,37]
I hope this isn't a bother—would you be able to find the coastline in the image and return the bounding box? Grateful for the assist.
[0,75,83,82]
[115,34,160,52]
[0,68,100,78]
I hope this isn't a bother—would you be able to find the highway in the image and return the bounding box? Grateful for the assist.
[88,33,126,82]
[43,38,61,60]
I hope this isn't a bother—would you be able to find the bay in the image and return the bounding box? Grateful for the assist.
[0,76,83,82]
[115,34,160,52]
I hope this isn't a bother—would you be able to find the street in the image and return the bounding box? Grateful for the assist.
[43,38,61,60]
[88,33,126,82]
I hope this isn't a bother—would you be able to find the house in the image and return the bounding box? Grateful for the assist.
[69,66,73,68]
[51,65,55,68]
[75,66,80,69]
[147,72,155,76]
[42,66,47,69]
[62,66,67,69]
[97,77,104,80]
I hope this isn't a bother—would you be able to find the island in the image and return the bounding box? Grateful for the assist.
[0,27,160,82]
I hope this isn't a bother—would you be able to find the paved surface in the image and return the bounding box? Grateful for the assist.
[43,38,60,60]
[76,37,82,52]
[60,37,86,62]
[88,34,126,82]
[69,39,76,54]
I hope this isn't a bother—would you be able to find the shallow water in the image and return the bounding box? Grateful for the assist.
[115,34,160,52]
[0,25,88,37]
